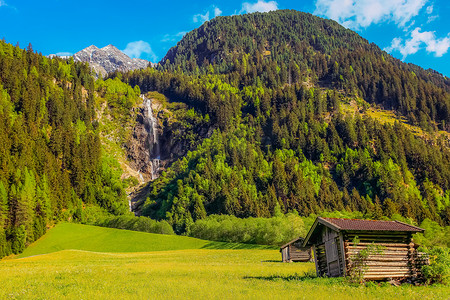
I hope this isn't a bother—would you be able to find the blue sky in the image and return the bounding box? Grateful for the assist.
[0,0,449,77]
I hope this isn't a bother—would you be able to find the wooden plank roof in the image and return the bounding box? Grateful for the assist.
[280,237,305,249]
[303,217,424,247]
[320,217,424,232]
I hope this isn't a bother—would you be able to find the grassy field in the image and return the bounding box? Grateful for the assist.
[1,223,449,299]
[19,223,271,258]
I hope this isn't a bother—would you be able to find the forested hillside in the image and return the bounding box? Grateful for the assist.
[119,10,450,233]
[163,10,450,132]
[1,9,450,255]
[0,41,129,257]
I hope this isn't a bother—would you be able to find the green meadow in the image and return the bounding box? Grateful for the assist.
[18,223,273,258]
[1,223,449,299]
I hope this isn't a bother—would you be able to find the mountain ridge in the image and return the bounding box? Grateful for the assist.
[72,44,151,76]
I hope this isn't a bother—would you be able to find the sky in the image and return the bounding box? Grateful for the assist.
[0,0,449,77]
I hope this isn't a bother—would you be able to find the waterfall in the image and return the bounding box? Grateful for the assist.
[137,170,144,183]
[142,95,161,180]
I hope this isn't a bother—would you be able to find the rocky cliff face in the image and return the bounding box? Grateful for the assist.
[126,96,164,183]
[127,95,213,213]
[73,45,151,76]
[126,96,213,184]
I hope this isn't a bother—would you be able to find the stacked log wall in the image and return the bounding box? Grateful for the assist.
[288,244,312,262]
[343,232,417,280]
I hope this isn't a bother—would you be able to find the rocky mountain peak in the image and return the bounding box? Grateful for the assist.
[85,45,100,52]
[101,44,119,51]
[73,44,151,77]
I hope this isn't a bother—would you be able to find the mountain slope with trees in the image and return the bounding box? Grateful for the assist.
[162,10,450,132]
[119,10,450,233]
[0,41,130,258]
[1,9,450,256]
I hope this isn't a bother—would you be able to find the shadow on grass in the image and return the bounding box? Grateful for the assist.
[244,273,318,282]
[261,260,283,263]
[201,241,277,250]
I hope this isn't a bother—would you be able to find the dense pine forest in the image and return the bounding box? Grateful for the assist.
[0,41,130,257]
[119,10,450,233]
[123,68,450,234]
[1,10,450,257]
[162,10,450,132]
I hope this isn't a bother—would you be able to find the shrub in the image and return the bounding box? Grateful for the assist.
[80,205,112,224]
[188,213,306,245]
[95,215,175,235]
[421,247,450,285]
[347,237,384,284]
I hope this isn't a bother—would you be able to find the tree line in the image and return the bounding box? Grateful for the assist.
[0,41,128,258]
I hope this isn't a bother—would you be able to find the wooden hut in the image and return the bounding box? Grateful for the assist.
[302,217,426,280]
[280,237,312,262]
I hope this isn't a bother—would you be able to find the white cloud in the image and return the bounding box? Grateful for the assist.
[122,41,157,62]
[385,27,450,59]
[427,15,438,23]
[402,20,415,32]
[193,5,223,24]
[314,0,428,30]
[55,52,73,56]
[193,11,210,23]
[214,6,222,17]
[425,3,439,22]
[161,31,187,43]
[0,0,18,11]
[240,0,278,14]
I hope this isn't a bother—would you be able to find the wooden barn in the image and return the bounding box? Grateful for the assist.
[280,237,312,262]
[302,217,427,280]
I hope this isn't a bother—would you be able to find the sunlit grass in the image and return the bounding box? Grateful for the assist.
[2,249,448,299]
[1,223,448,299]
[19,223,272,258]
[340,100,450,140]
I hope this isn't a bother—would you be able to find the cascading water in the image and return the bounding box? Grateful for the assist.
[142,95,161,180]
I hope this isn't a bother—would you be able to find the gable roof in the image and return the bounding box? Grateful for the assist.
[303,217,424,247]
[320,217,424,232]
[280,237,305,249]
